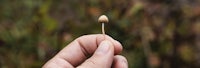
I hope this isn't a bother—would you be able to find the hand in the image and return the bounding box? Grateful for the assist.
[43,34,128,68]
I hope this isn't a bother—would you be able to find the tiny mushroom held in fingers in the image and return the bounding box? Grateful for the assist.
[98,15,109,36]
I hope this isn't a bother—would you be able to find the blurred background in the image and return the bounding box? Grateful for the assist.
[1,0,200,68]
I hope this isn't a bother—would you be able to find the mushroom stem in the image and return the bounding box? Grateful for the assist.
[102,23,106,39]
[98,15,108,39]
[102,23,105,35]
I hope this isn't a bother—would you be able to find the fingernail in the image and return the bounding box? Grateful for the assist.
[96,40,111,54]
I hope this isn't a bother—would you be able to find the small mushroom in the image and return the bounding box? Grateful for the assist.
[98,15,109,35]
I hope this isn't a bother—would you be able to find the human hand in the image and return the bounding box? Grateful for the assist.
[43,34,128,68]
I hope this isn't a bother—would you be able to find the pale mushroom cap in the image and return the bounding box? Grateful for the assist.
[98,15,109,23]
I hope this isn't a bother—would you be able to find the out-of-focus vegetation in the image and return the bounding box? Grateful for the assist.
[1,0,200,68]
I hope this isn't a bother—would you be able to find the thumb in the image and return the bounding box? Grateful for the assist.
[77,40,114,68]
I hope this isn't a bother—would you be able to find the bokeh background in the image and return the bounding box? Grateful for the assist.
[1,0,200,68]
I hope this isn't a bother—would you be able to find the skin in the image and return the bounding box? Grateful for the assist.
[43,34,128,68]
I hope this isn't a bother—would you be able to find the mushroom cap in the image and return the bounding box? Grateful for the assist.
[98,15,109,23]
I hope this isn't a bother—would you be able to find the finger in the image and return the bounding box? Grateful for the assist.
[45,34,122,67]
[42,57,74,68]
[77,40,114,68]
[112,55,128,68]
[96,34,122,55]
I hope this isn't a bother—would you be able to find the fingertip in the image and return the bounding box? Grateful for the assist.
[113,40,123,55]
[115,55,127,63]
[95,40,114,55]
[112,55,128,68]
[96,34,123,55]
